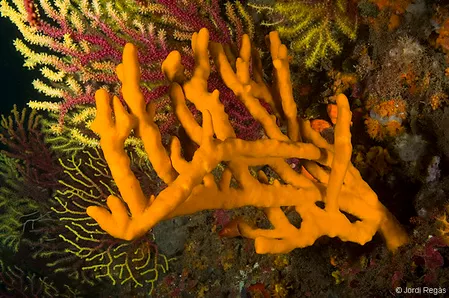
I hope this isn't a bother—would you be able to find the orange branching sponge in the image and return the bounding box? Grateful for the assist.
[87,28,408,254]
[327,104,338,125]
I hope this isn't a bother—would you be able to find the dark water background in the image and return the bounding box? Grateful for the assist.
[0,17,40,116]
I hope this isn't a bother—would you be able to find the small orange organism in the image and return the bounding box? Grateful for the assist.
[437,19,449,61]
[310,119,332,132]
[370,0,412,31]
[364,97,407,140]
[429,92,448,110]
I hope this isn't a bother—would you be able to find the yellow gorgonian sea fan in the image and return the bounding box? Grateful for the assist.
[250,0,358,68]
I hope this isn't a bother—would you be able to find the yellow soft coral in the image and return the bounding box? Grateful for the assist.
[437,206,449,245]
[87,28,408,254]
